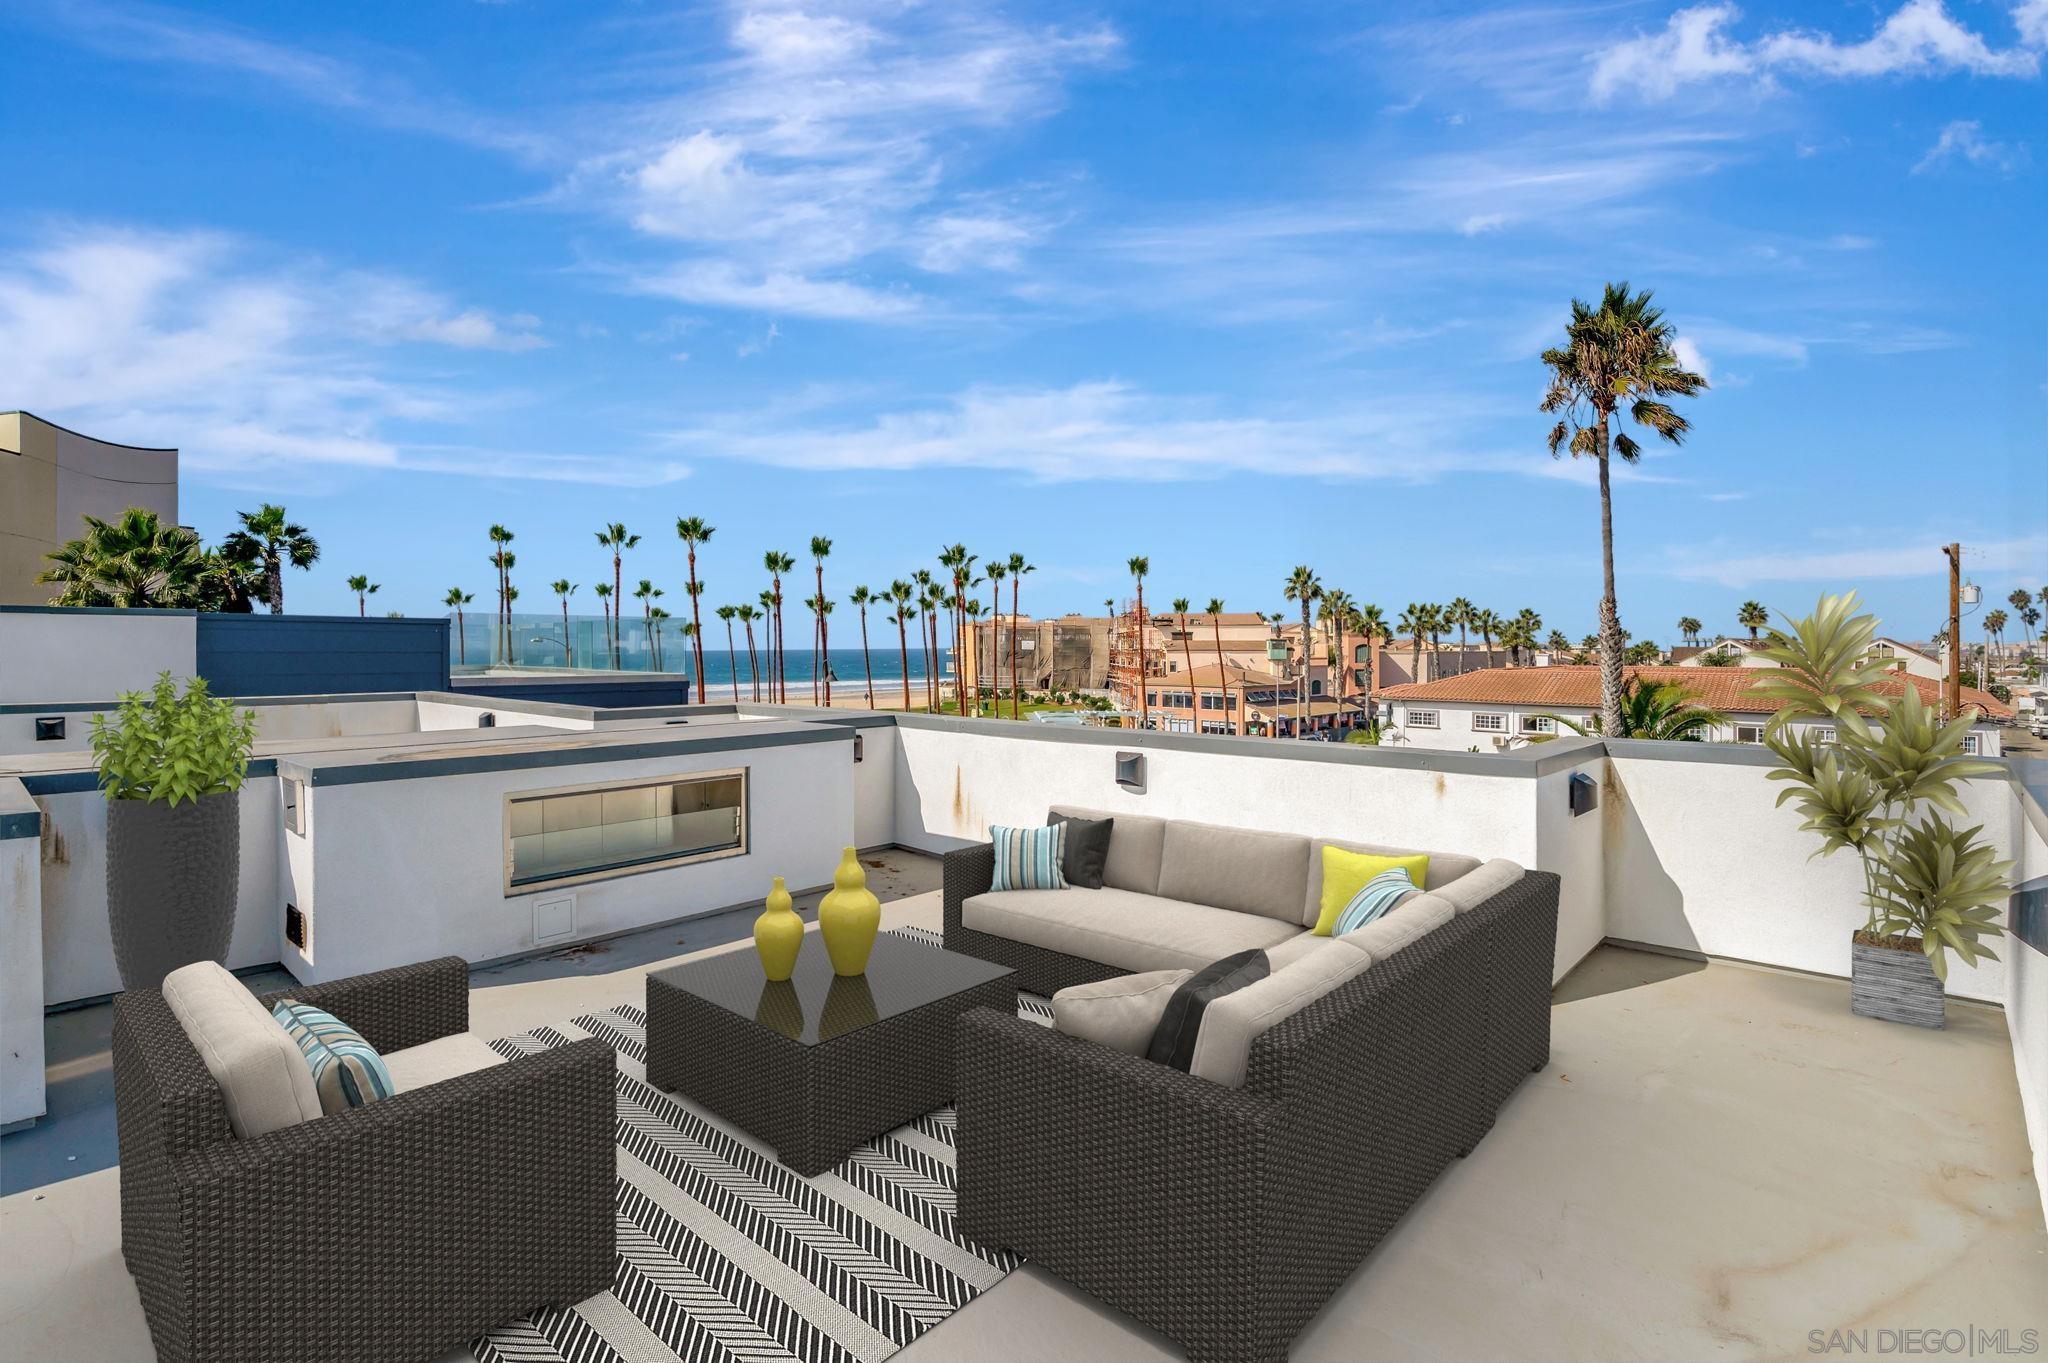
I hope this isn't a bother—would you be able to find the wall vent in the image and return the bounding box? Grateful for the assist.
[534,894,576,944]
[285,902,308,951]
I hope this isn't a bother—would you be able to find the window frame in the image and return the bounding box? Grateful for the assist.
[1471,712,1508,734]
[1407,708,1440,730]
[1733,722,1765,744]
[502,766,749,896]
[1519,714,1556,735]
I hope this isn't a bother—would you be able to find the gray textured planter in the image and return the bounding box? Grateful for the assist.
[1849,932,1944,1029]
[106,791,240,992]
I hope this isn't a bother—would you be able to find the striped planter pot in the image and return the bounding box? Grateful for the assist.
[1849,934,1944,1030]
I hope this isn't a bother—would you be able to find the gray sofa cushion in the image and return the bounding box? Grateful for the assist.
[1425,858,1525,913]
[1156,820,1312,925]
[1263,932,1344,971]
[1339,894,1454,961]
[1302,838,1485,927]
[1052,969,1192,1054]
[963,886,1305,974]
[1186,936,1376,1088]
[1050,805,1166,895]
[162,960,324,1139]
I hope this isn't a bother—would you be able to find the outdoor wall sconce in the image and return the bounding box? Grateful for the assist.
[1115,750,1145,792]
[478,712,497,728]
[35,716,65,741]
[853,732,865,763]
[1568,771,1598,817]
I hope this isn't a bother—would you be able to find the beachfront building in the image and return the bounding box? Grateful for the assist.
[1,412,179,607]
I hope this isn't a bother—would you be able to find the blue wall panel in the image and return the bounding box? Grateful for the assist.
[196,615,450,696]
[450,676,691,708]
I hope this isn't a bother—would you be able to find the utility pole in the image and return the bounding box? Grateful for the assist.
[1943,542,1962,721]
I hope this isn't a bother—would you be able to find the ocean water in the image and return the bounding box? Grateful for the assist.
[450,611,955,685]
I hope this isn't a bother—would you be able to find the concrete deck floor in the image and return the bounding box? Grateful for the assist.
[3,860,2042,1362]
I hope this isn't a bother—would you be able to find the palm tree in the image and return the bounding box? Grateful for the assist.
[716,605,742,701]
[1546,628,1572,657]
[1677,615,1702,647]
[346,575,379,616]
[488,524,515,663]
[1541,281,1708,735]
[809,537,832,706]
[1283,566,1321,738]
[849,586,877,708]
[595,524,639,667]
[1007,553,1034,719]
[921,578,946,713]
[939,545,977,713]
[2009,589,2035,644]
[1204,597,1235,735]
[961,597,988,714]
[889,580,916,712]
[1738,600,1769,641]
[1500,614,1535,666]
[1445,597,1475,675]
[764,551,794,703]
[37,508,207,607]
[1355,602,1387,722]
[633,579,664,670]
[985,559,1009,712]
[444,587,474,665]
[736,603,762,701]
[1426,605,1451,675]
[1549,677,1724,741]
[1171,598,1198,731]
[1397,603,1430,684]
[221,504,319,614]
[808,594,835,700]
[913,570,938,711]
[1320,588,1354,713]
[1984,609,2007,685]
[648,606,673,672]
[1473,608,1501,668]
[593,583,613,666]
[550,579,577,666]
[676,517,715,699]
[1128,556,1154,728]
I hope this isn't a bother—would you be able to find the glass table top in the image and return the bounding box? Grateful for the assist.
[650,932,1015,1046]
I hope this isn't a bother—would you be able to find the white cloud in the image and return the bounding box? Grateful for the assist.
[1913,119,2027,173]
[0,223,666,486]
[1458,212,1508,236]
[1672,335,1712,382]
[1664,533,2048,587]
[629,261,921,320]
[1593,0,2045,101]
[736,321,780,358]
[1826,233,1877,250]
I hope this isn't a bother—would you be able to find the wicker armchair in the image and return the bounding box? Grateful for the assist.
[953,865,1560,1363]
[112,956,616,1363]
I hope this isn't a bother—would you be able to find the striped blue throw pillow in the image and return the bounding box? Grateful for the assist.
[1333,869,1421,937]
[272,1000,395,1114]
[989,823,1069,891]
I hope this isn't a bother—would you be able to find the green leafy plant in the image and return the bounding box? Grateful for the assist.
[1757,593,2011,982]
[89,673,258,806]
[1543,676,1725,741]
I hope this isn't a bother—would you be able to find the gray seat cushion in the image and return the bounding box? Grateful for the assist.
[1050,805,1165,896]
[1424,858,1525,913]
[162,960,324,1139]
[1338,894,1454,961]
[1156,820,1311,924]
[963,886,1305,974]
[1303,838,1485,927]
[1052,969,1192,1055]
[382,1032,508,1093]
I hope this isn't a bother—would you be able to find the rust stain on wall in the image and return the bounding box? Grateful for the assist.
[40,822,67,866]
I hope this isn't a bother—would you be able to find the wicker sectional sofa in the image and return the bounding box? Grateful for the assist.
[112,956,616,1363]
[943,808,1560,1363]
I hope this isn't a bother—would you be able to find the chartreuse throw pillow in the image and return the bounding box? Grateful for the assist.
[1315,846,1431,936]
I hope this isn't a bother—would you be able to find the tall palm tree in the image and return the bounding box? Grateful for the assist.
[676,517,715,699]
[1984,609,2007,686]
[347,575,379,617]
[1474,608,1501,668]
[648,607,673,672]
[736,603,762,701]
[595,524,639,667]
[763,551,794,703]
[444,587,473,665]
[985,559,1009,711]
[1546,628,1572,657]
[222,503,319,614]
[1549,677,1724,741]
[1738,600,1769,641]
[1500,614,1535,666]
[921,579,947,713]
[809,537,833,706]
[808,595,835,700]
[593,583,613,666]
[1204,598,1234,735]
[1541,281,1708,735]
[1283,566,1321,738]
[488,524,515,664]
[1172,598,1197,731]
[37,508,207,607]
[757,590,778,696]
[1427,604,1452,674]
[937,546,974,713]
[1513,608,1544,665]
[889,580,916,712]
[550,579,577,666]
[1320,588,1354,713]
[1355,602,1387,722]
[1397,602,1430,685]
[961,598,989,714]
[1445,597,1475,675]
[1006,554,1033,719]
[716,605,742,701]
[1677,615,1702,647]
[912,570,937,711]
[849,586,877,708]
[634,579,664,670]
[1128,556,1153,728]
[2008,588,2034,644]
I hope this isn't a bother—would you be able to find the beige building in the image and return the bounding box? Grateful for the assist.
[1,412,179,605]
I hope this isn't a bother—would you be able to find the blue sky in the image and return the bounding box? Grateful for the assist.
[4,0,2044,643]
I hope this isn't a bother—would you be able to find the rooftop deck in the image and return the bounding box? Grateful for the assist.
[2,852,2040,1362]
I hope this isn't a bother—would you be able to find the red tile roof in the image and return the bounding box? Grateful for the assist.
[1378,665,2012,720]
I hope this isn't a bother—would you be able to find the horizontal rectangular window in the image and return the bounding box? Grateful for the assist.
[1472,713,1507,733]
[1408,709,1439,729]
[506,769,746,893]
[1734,723,1765,744]
[1520,715,1555,734]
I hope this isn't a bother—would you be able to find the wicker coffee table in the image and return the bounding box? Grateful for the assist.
[645,932,1016,1175]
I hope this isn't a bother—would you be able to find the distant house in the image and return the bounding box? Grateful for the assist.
[1676,633,1944,681]
[1377,664,2011,756]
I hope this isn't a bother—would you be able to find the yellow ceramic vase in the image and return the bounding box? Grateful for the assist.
[752,876,803,982]
[817,847,881,976]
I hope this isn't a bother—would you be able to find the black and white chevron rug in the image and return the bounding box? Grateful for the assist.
[471,929,1050,1363]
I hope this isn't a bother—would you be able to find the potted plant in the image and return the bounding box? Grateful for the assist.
[1755,594,2012,1028]
[90,672,258,991]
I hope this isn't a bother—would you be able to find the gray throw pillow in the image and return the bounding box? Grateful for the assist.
[1145,949,1271,1073]
[1047,812,1114,889]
